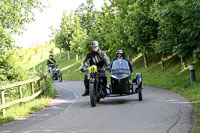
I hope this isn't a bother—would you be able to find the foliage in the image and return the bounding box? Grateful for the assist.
[75,0,97,35]
[152,0,200,60]
[0,44,56,124]
[13,43,57,99]
[0,0,46,84]
[0,50,25,85]
[0,0,46,49]
[50,0,200,68]
[70,16,86,56]
[44,74,56,98]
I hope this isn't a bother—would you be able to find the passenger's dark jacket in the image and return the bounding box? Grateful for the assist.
[47,58,57,67]
[83,49,110,71]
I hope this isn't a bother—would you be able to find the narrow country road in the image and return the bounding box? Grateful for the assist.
[0,81,193,133]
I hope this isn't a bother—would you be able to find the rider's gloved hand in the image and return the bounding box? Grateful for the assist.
[80,67,86,72]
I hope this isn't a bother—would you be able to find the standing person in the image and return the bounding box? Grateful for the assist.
[112,50,133,73]
[80,41,111,96]
[47,53,58,79]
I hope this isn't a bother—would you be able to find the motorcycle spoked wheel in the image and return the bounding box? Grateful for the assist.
[89,83,97,107]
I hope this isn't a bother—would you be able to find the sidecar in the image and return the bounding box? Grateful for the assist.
[109,59,143,101]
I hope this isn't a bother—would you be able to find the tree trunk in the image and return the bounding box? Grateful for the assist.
[161,53,164,69]
[180,56,187,69]
[76,54,78,62]
[60,48,62,59]
[68,50,70,61]
[143,52,148,68]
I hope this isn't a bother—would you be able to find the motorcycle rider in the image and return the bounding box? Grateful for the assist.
[80,41,111,96]
[47,53,58,79]
[112,50,133,73]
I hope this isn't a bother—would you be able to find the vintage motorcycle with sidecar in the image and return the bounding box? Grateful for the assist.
[88,59,143,107]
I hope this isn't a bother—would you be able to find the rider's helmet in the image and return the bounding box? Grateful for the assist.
[49,53,53,57]
[116,50,125,58]
[91,41,99,47]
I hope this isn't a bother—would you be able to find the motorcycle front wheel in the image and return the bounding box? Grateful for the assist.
[89,83,96,107]
[57,70,62,82]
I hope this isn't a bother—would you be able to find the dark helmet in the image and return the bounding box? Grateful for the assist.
[91,41,99,47]
[116,50,125,58]
[49,53,53,57]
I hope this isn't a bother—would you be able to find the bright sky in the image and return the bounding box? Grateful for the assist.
[14,0,104,47]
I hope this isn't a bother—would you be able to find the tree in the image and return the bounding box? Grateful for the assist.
[75,0,97,36]
[71,16,87,64]
[109,0,138,59]
[123,0,158,67]
[0,0,46,83]
[153,0,200,68]
[0,0,45,48]
[49,26,63,59]
[59,10,75,61]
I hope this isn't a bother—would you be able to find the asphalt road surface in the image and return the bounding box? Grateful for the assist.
[0,81,193,133]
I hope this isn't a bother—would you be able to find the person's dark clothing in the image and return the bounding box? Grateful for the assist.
[82,49,110,96]
[111,58,133,73]
[47,58,57,67]
[47,58,57,78]
[84,71,107,91]
[82,49,110,71]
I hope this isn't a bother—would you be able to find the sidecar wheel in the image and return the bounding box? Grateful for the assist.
[138,87,143,101]
[90,83,96,107]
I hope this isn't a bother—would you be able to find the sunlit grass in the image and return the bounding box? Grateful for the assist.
[0,98,51,125]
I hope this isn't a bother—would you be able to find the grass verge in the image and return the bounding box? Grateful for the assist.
[0,98,52,125]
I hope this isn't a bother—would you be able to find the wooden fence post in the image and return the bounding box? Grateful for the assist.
[38,80,42,98]
[0,73,47,114]
[30,82,34,94]
[44,76,47,90]
[38,80,41,89]
[19,86,23,106]
[1,90,5,117]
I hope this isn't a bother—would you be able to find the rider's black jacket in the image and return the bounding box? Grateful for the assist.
[83,49,110,71]
[47,58,57,67]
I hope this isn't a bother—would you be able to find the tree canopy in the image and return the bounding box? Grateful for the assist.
[0,0,46,83]
[50,0,200,68]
